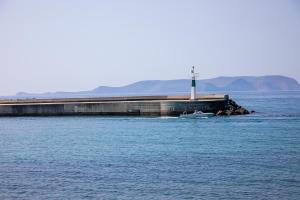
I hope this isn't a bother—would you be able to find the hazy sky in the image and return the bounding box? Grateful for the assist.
[0,0,299,95]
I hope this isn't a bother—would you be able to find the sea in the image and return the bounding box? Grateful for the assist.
[0,91,299,200]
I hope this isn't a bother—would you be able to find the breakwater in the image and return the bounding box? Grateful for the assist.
[0,95,229,116]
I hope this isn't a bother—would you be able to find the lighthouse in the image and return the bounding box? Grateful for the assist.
[190,66,198,100]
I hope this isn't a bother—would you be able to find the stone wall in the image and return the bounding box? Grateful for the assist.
[0,99,228,117]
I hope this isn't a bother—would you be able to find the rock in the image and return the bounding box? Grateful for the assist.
[244,109,250,114]
[216,110,226,116]
[225,110,233,115]
[228,105,235,111]
[234,107,249,115]
[216,110,223,116]
[215,99,250,116]
[228,99,238,107]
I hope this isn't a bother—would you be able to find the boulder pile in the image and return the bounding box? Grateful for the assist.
[216,99,252,116]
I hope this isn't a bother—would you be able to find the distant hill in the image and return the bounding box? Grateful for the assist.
[14,75,300,98]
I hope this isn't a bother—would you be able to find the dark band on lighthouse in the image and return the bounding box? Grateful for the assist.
[192,79,196,87]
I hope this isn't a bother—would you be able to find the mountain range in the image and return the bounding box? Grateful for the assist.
[15,75,300,98]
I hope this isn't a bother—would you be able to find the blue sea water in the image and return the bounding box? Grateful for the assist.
[0,91,300,200]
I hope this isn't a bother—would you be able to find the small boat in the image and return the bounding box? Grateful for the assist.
[180,110,215,118]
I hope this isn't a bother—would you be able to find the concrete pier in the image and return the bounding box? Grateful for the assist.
[0,95,229,116]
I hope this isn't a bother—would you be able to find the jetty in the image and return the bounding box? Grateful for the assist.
[0,67,250,117]
[0,94,228,116]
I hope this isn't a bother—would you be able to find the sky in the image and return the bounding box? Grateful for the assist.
[0,0,299,95]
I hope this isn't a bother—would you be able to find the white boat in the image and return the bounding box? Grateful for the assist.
[180,110,215,118]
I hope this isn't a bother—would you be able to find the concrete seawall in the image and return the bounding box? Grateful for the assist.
[0,95,229,116]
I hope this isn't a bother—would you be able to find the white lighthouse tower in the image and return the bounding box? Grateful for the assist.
[190,66,198,100]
